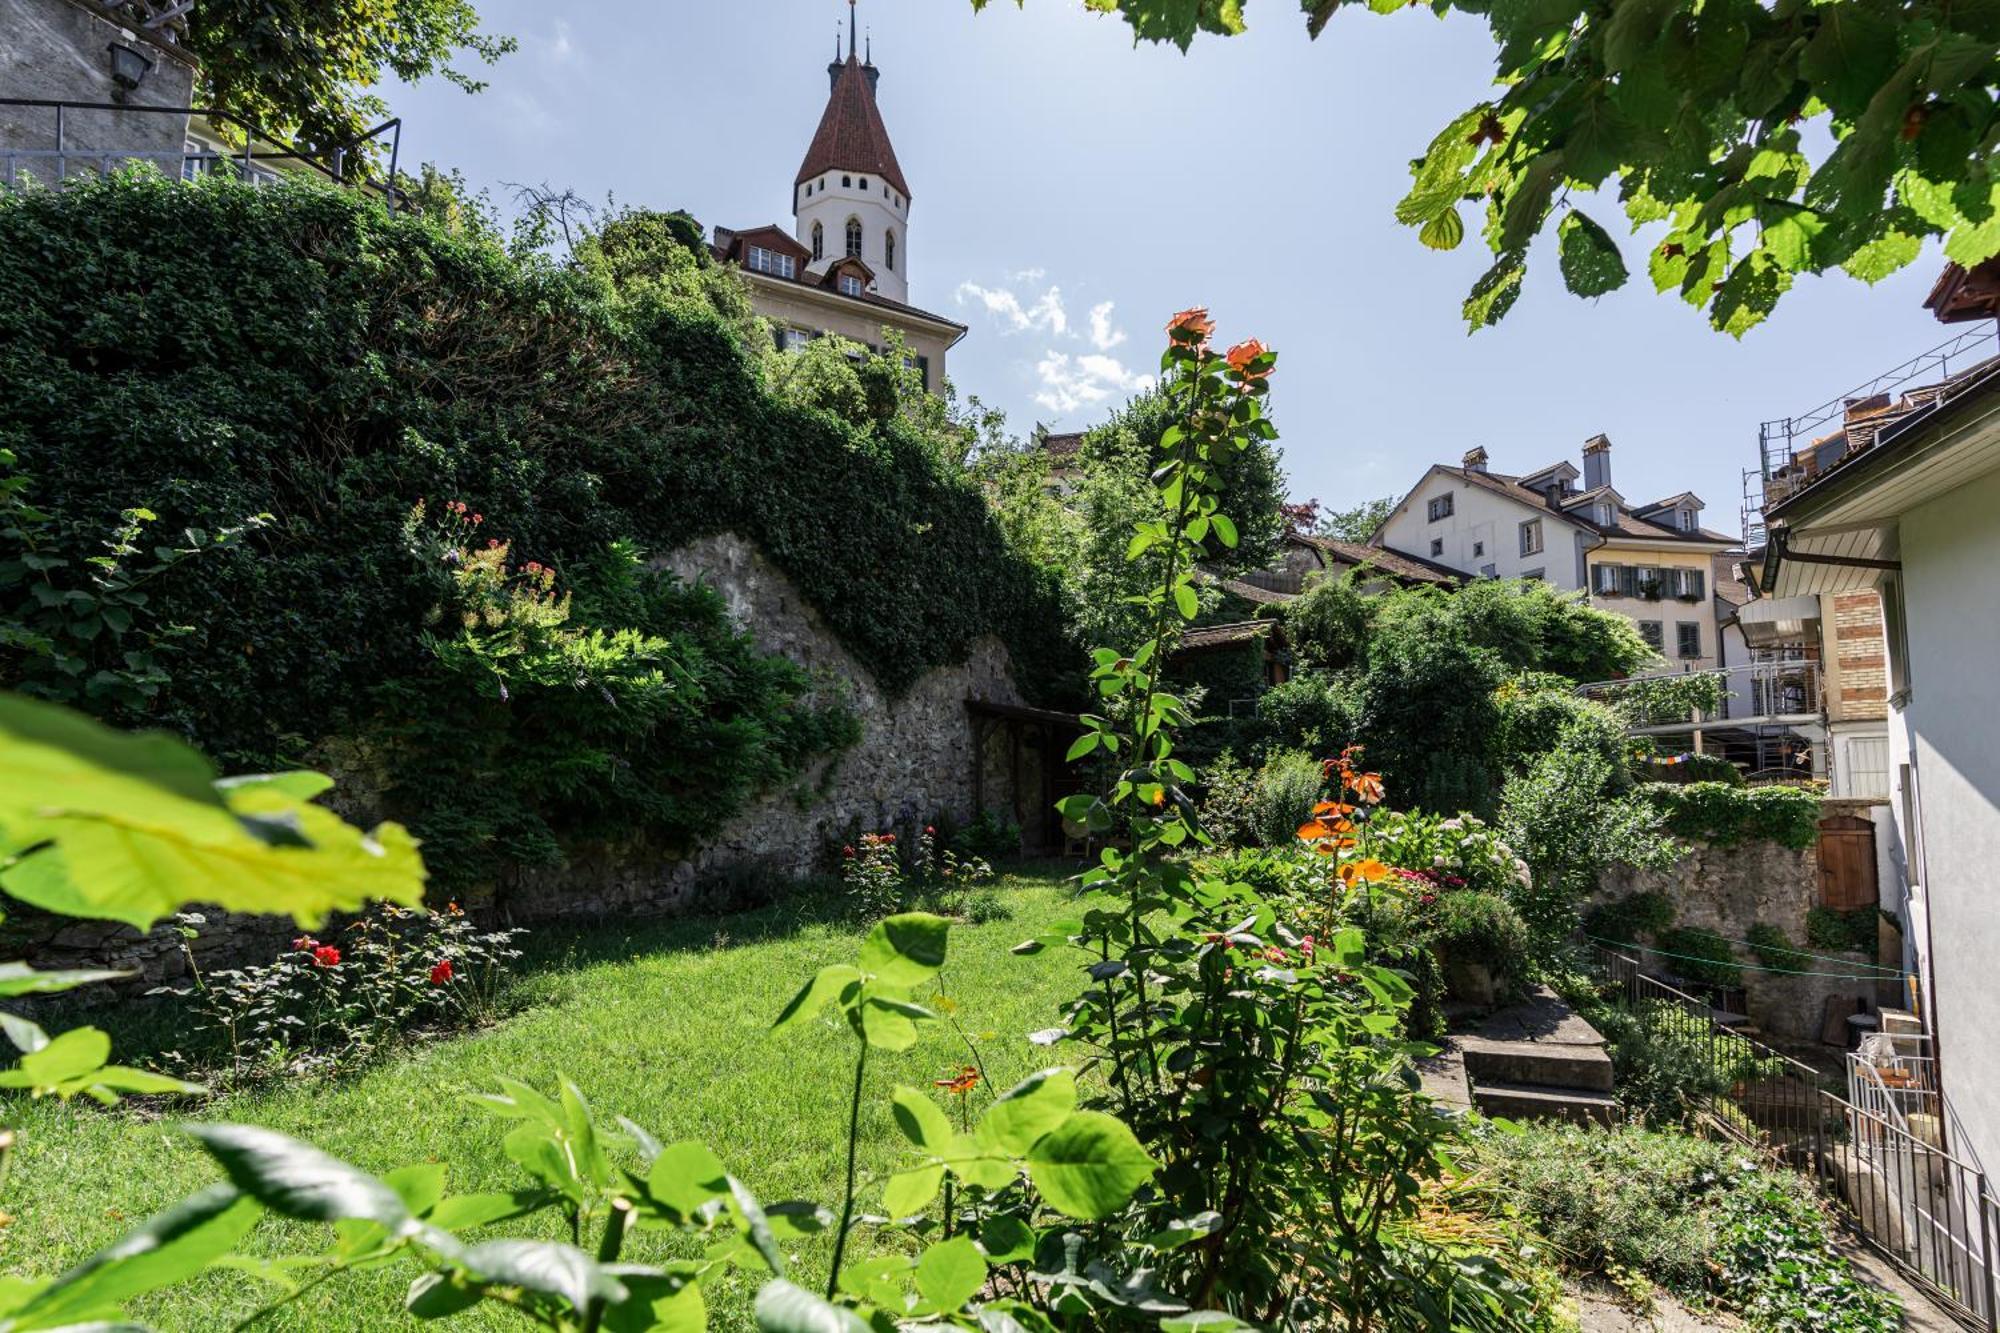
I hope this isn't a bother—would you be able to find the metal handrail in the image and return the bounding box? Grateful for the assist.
[0,98,404,211]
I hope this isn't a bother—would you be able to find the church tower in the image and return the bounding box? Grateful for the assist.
[794,2,911,305]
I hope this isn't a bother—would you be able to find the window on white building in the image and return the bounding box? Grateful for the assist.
[839,273,865,297]
[1676,622,1701,659]
[845,218,863,258]
[884,229,895,272]
[1472,540,1485,558]
[746,246,796,279]
[1429,538,1444,557]
[1638,621,1663,651]
[811,222,824,261]
[1427,493,1454,522]
[858,177,869,190]
[1519,518,1543,556]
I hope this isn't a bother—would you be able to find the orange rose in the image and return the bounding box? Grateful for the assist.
[1166,307,1215,346]
[1225,339,1271,380]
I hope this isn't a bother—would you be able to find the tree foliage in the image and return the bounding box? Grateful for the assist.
[187,0,514,160]
[994,0,2000,334]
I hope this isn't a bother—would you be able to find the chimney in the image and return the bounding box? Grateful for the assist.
[1582,434,1612,491]
[1462,446,1489,473]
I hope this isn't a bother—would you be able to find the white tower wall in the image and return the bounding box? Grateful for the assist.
[795,172,909,306]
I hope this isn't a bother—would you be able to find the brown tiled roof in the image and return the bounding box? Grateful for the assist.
[1441,465,1736,544]
[1215,576,1295,606]
[1926,259,2000,323]
[1174,620,1281,653]
[797,56,910,199]
[1042,431,1085,458]
[1297,534,1462,585]
[716,223,967,333]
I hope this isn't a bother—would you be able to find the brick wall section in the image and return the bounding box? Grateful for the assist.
[1831,591,1889,721]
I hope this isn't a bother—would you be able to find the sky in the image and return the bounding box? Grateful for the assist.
[387,0,1978,540]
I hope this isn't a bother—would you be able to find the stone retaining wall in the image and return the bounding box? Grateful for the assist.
[9,531,1035,995]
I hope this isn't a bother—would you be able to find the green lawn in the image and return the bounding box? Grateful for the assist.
[3,867,1093,1331]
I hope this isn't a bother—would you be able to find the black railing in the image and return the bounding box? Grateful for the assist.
[0,99,403,212]
[1590,945,2000,1330]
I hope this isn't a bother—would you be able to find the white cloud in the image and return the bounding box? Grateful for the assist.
[542,19,578,64]
[1087,301,1126,352]
[955,280,1069,337]
[1033,351,1154,415]
[957,274,1150,419]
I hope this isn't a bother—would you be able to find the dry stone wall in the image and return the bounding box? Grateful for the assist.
[1595,832,1875,1044]
[11,531,1035,993]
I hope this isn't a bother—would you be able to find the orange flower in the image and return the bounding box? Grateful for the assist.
[934,1065,981,1096]
[1225,339,1271,380]
[1345,771,1386,805]
[1337,859,1393,888]
[1166,307,1215,346]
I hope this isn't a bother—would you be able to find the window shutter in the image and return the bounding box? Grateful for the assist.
[1686,570,1705,599]
[1617,566,1638,596]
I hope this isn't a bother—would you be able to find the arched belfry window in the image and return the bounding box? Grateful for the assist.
[811,221,824,261]
[845,217,863,259]
[884,228,896,272]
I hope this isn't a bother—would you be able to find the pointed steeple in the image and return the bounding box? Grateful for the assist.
[798,5,909,200]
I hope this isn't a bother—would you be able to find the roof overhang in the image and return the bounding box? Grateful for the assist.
[1591,534,1737,553]
[745,271,969,347]
[1764,366,2000,595]
[1735,594,1822,648]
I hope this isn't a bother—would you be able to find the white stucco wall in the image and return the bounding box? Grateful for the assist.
[1893,462,2000,1176]
[1377,470,1582,586]
[796,172,909,304]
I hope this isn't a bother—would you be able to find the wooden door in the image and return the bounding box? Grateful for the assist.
[1817,815,1878,911]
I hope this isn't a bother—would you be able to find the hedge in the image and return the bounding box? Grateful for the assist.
[1638,782,1821,851]
[0,175,1076,885]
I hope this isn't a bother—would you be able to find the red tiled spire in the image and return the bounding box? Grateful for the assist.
[796,51,910,200]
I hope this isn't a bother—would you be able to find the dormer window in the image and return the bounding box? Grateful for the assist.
[1676,508,1697,531]
[1591,503,1614,526]
[839,273,865,297]
[746,246,796,279]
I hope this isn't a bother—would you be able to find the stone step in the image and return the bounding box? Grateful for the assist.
[1459,1034,1615,1093]
[1471,1080,1619,1127]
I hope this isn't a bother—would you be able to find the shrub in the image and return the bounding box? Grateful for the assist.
[1500,733,1681,944]
[951,807,1023,862]
[1429,889,1533,986]
[1248,747,1327,848]
[153,903,526,1084]
[1366,810,1532,899]
[1643,751,1745,785]
[1640,782,1821,849]
[1195,748,1260,847]
[1196,842,1322,901]
[1745,921,1798,970]
[1806,905,1880,956]
[1255,668,1359,759]
[839,825,993,918]
[1656,925,1743,988]
[1490,676,1627,779]
[1582,890,1677,948]
[1471,1120,1900,1333]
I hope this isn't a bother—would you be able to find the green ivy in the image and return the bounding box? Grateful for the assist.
[0,176,1075,888]
[1640,782,1822,850]
[1656,926,1743,988]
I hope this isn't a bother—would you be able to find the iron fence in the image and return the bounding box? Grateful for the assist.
[0,99,403,211]
[1589,945,2000,1329]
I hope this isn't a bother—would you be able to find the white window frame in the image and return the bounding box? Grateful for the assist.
[839,273,865,297]
[1519,518,1543,556]
[1427,492,1454,522]
[746,246,796,279]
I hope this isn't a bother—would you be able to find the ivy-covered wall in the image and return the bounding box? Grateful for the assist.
[0,176,1075,895]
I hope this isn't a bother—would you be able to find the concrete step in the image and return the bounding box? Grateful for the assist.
[1471,1079,1619,1127]
[1460,1034,1614,1093]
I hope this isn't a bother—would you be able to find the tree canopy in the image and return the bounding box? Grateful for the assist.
[187,0,514,156]
[983,0,2000,335]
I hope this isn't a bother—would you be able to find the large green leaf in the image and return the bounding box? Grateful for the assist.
[7,1184,261,1329]
[184,1124,411,1228]
[772,965,861,1032]
[914,1236,988,1313]
[457,1239,625,1315]
[1557,211,1630,297]
[646,1141,730,1220]
[0,962,130,998]
[889,1085,955,1151]
[975,1068,1077,1157]
[857,913,950,988]
[0,693,425,930]
[1024,1112,1157,1221]
[754,1279,872,1333]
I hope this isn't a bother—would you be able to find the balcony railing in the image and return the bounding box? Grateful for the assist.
[1576,660,1822,732]
[0,99,405,212]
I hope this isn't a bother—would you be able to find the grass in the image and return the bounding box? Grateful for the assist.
[2,866,1096,1331]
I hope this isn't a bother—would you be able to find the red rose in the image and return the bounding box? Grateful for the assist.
[312,945,342,968]
[429,959,455,986]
